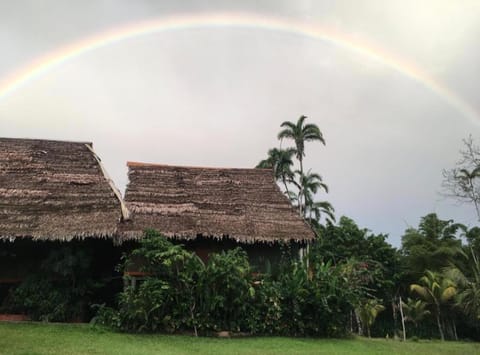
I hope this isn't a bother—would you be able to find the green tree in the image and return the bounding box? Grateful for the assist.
[356,298,385,337]
[256,147,295,195]
[410,270,457,340]
[401,213,464,281]
[290,170,328,218]
[306,201,335,228]
[402,298,430,328]
[121,230,204,333]
[465,226,480,256]
[314,216,398,302]
[278,115,325,215]
[445,250,480,323]
[257,115,334,227]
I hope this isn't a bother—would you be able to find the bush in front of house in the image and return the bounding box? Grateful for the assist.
[109,233,203,333]
[195,248,256,333]
[4,247,102,322]
[96,230,256,334]
[94,230,368,336]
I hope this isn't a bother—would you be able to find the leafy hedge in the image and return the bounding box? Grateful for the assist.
[3,247,102,322]
[94,230,370,336]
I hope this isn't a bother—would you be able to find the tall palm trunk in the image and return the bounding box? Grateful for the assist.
[299,155,304,178]
[398,296,406,341]
[298,155,304,216]
[282,176,290,197]
[355,311,363,336]
[436,305,444,341]
[452,319,458,341]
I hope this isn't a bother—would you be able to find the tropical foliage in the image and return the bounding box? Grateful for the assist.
[356,298,385,337]
[7,122,480,343]
[258,115,334,225]
[256,147,295,194]
[409,271,457,341]
[402,298,430,328]
[95,231,369,337]
[445,250,480,322]
[90,127,480,341]
[2,246,102,322]
[401,213,463,280]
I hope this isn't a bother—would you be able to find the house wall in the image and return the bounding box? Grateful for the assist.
[180,236,302,273]
[122,236,304,275]
[0,241,34,283]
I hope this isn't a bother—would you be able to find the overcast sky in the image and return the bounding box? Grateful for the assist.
[1,1,480,246]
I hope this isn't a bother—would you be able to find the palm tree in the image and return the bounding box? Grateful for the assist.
[445,249,480,322]
[402,298,431,328]
[410,270,457,340]
[290,170,328,216]
[278,115,325,173]
[278,116,325,213]
[300,171,328,204]
[305,201,335,228]
[356,298,385,337]
[256,148,295,195]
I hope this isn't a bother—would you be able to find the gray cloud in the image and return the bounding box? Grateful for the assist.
[1,1,480,246]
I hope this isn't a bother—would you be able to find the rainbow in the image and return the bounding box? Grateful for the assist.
[0,12,478,124]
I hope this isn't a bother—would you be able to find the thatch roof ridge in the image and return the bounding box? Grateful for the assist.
[121,163,316,244]
[0,136,93,146]
[86,144,130,221]
[0,137,125,241]
[127,161,272,172]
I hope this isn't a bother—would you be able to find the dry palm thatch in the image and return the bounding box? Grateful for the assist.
[0,138,127,241]
[120,162,316,244]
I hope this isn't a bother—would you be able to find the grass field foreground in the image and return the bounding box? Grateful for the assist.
[0,322,479,355]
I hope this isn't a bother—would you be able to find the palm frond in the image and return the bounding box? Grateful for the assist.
[472,166,480,177]
[441,286,457,302]
[319,182,329,193]
[277,128,295,140]
[256,159,272,169]
[297,115,307,127]
[410,284,430,301]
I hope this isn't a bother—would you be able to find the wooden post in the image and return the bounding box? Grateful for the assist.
[399,296,406,341]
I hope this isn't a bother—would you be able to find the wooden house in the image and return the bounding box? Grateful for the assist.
[0,138,128,304]
[0,138,315,305]
[120,162,315,269]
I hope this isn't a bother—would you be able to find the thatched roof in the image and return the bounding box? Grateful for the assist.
[120,162,315,244]
[0,137,128,241]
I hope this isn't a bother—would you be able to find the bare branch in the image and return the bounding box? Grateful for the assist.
[442,137,480,221]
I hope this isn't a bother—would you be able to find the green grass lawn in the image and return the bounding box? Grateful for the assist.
[0,322,478,355]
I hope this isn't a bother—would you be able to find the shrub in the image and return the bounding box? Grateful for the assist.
[248,277,282,334]
[97,231,369,337]
[273,259,362,337]
[109,231,257,334]
[196,248,255,332]
[114,230,203,333]
[5,246,101,322]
